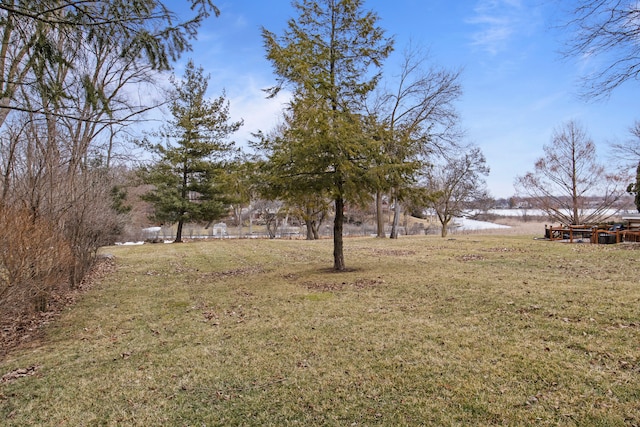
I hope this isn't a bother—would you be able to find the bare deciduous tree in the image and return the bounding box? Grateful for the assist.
[0,0,220,322]
[423,147,489,237]
[515,120,628,225]
[0,110,130,286]
[0,18,161,285]
[611,121,640,163]
[563,1,640,98]
[611,121,640,212]
[288,194,330,240]
[368,44,462,238]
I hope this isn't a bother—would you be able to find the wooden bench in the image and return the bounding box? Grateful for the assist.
[621,215,640,243]
[546,225,597,243]
[546,216,640,244]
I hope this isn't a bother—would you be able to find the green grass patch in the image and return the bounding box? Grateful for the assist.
[1,236,640,425]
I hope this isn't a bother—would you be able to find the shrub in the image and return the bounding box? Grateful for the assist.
[0,206,73,317]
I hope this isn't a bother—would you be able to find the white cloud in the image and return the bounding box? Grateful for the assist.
[467,0,534,55]
[225,77,291,147]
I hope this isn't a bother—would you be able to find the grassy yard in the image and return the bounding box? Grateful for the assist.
[1,235,639,426]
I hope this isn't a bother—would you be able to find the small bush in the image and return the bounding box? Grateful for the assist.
[0,206,73,317]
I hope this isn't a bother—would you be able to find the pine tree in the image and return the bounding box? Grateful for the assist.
[262,0,393,270]
[140,60,242,242]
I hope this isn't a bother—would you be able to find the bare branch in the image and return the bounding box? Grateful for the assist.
[562,0,640,98]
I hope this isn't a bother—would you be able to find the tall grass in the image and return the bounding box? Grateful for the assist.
[1,235,639,425]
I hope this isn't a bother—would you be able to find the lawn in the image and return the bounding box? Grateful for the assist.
[1,235,639,426]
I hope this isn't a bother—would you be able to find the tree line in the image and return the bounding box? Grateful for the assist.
[140,0,490,272]
[1,0,639,321]
[0,0,219,319]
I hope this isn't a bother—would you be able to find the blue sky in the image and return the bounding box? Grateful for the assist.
[167,0,638,198]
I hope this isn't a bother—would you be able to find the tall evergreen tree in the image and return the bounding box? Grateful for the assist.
[262,0,393,270]
[140,60,242,242]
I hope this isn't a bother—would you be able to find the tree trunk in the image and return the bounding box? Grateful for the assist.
[375,190,385,238]
[266,215,277,238]
[1,133,17,202]
[390,197,401,239]
[0,99,12,130]
[633,161,640,213]
[333,197,345,271]
[176,165,188,243]
[440,218,450,237]
[175,219,184,243]
[304,206,315,240]
[306,221,315,240]
[236,206,243,238]
[571,149,579,224]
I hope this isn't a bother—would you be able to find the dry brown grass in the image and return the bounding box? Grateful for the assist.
[1,234,639,425]
[481,218,548,235]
